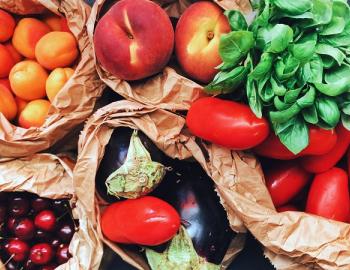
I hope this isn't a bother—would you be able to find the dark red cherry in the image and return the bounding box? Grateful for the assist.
[29,243,54,265]
[40,264,58,270]
[8,196,30,217]
[34,210,56,232]
[56,244,71,265]
[52,200,69,215]
[5,261,17,270]
[14,218,35,240]
[7,217,17,232]
[24,259,37,270]
[0,205,6,223]
[50,238,61,249]
[6,239,30,262]
[31,197,50,213]
[35,229,52,242]
[57,223,75,243]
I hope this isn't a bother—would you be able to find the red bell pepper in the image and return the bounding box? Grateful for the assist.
[276,204,298,212]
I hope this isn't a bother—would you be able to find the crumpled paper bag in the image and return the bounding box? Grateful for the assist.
[0,0,105,157]
[0,154,103,270]
[73,100,262,269]
[87,0,252,111]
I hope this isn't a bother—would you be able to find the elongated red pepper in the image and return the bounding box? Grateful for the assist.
[277,204,298,212]
[300,124,350,173]
[254,125,337,160]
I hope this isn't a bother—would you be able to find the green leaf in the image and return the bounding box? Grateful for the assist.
[315,96,340,128]
[341,114,350,130]
[296,85,316,108]
[321,22,350,47]
[219,31,255,70]
[275,54,300,81]
[308,55,323,82]
[314,65,350,96]
[302,105,319,124]
[272,0,312,15]
[256,24,293,53]
[249,53,274,80]
[250,0,271,33]
[320,17,345,36]
[270,76,287,96]
[316,43,346,65]
[284,87,303,103]
[258,80,274,102]
[321,55,336,68]
[300,0,333,28]
[291,33,317,63]
[270,103,301,123]
[247,78,263,118]
[205,66,248,93]
[224,10,248,31]
[274,96,292,110]
[273,116,309,154]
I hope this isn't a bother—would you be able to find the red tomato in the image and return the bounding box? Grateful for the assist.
[254,125,337,160]
[186,97,269,150]
[277,204,298,212]
[300,124,350,173]
[306,167,350,222]
[101,196,180,246]
[265,161,311,207]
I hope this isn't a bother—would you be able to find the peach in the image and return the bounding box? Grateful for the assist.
[42,13,62,31]
[0,44,15,78]
[175,1,230,83]
[94,0,174,81]
[0,79,11,91]
[46,67,74,102]
[5,42,23,63]
[35,31,79,70]
[0,9,15,42]
[18,99,50,129]
[0,85,17,121]
[15,96,28,116]
[60,18,70,33]
[9,60,48,101]
[12,18,51,59]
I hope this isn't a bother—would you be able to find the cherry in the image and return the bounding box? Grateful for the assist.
[52,200,69,215]
[56,244,71,265]
[8,196,30,217]
[7,217,17,233]
[32,197,50,213]
[34,210,56,232]
[35,229,52,242]
[57,223,75,243]
[6,239,30,262]
[24,259,37,270]
[5,261,17,270]
[50,238,61,249]
[30,243,54,265]
[41,264,58,270]
[14,218,35,240]
[0,205,6,223]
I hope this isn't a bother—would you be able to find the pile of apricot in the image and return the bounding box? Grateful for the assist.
[0,9,79,129]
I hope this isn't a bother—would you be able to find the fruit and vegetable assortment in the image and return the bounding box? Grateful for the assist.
[0,192,78,269]
[0,9,78,129]
[2,0,350,268]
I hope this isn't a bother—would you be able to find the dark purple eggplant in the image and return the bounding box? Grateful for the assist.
[151,158,235,265]
[96,127,165,203]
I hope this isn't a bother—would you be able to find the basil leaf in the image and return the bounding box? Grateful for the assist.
[270,76,287,96]
[258,81,274,102]
[315,96,340,128]
[250,0,271,33]
[219,31,255,70]
[341,101,350,114]
[270,103,301,123]
[321,23,350,47]
[341,114,350,130]
[296,85,316,108]
[275,54,300,81]
[284,87,303,103]
[302,105,319,124]
[321,55,336,68]
[316,43,346,65]
[224,10,248,31]
[257,24,293,53]
[308,55,323,82]
[273,116,309,154]
[314,65,350,96]
[272,0,312,15]
[299,0,333,28]
[291,33,317,63]
[274,96,292,110]
[247,78,263,118]
[205,66,248,93]
[249,53,274,80]
[320,17,345,36]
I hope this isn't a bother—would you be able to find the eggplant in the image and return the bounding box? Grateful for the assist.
[151,158,235,265]
[96,127,166,203]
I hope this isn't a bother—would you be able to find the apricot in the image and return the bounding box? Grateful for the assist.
[0,9,15,42]
[42,13,62,31]
[93,0,174,81]
[18,99,51,129]
[60,18,70,33]
[12,18,51,59]
[5,42,23,63]
[46,67,74,102]
[35,31,78,70]
[15,96,28,116]
[0,44,15,78]
[9,60,48,101]
[0,79,11,91]
[0,85,17,121]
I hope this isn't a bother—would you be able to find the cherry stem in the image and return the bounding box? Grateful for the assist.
[4,254,14,266]
[57,203,79,231]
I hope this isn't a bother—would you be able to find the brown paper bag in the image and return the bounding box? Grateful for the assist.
[0,0,105,157]
[0,154,103,270]
[73,100,263,269]
[87,0,252,111]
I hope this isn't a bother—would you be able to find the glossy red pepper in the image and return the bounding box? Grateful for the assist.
[101,196,180,246]
[254,125,337,160]
[306,167,350,222]
[300,124,350,173]
[276,204,298,212]
[186,97,269,150]
[265,161,311,207]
